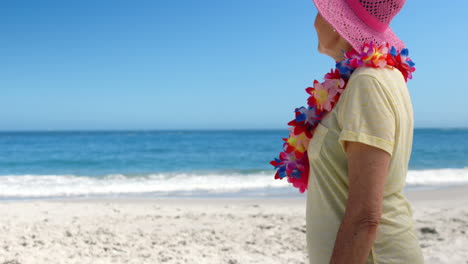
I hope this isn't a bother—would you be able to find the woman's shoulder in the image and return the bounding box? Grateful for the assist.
[348,67,405,87]
[344,66,407,106]
[338,66,403,120]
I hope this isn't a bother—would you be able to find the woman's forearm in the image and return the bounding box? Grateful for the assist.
[329,141,389,264]
[329,216,379,264]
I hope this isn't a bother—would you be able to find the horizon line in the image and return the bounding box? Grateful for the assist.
[0,127,467,133]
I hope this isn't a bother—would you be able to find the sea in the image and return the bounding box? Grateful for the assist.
[0,129,467,200]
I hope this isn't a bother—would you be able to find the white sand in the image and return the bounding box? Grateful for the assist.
[405,186,468,264]
[0,186,467,264]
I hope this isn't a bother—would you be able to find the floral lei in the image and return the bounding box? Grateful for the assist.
[270,42,416,193]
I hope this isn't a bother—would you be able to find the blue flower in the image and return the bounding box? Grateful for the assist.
[278,166,287,179]
[295,107,307,122]
[291,169,301,179]
[336,61,353,79]
[401,48,409,57]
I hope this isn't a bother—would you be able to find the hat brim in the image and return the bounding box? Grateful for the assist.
[312,0,405,52]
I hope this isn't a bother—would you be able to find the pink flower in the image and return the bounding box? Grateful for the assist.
[308,81,334,112]
[323,78,345,98]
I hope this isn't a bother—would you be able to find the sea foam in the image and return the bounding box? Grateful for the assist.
[1,168,468,199]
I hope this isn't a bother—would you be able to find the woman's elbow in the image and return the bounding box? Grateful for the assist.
[344,207,382,232]
[353,213,381,235]
[358,216,380,231]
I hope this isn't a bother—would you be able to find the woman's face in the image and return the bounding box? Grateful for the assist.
[314,13,342,58]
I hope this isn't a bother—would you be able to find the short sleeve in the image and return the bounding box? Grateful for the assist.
[337,74,396,156]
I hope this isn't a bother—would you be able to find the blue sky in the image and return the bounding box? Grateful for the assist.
[1,0,466,130]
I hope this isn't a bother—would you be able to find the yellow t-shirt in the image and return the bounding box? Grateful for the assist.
[305,67,424,264]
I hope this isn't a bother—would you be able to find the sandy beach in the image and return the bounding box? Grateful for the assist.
[0,186,467,264]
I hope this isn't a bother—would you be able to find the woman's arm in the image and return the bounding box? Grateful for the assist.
[329,140,391,264]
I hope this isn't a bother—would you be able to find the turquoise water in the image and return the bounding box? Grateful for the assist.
[0,129,467,198]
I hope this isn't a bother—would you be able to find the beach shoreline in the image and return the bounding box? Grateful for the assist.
[1,185,467,264]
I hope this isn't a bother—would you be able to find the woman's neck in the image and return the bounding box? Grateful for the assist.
[331,39,354,62]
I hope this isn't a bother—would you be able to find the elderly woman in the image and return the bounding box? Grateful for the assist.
[308,0,425,263]
[271,0,424,263]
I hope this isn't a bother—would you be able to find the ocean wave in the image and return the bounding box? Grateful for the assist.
[0,171,290,198]
[1,168,468,198]
[406,167,468,185]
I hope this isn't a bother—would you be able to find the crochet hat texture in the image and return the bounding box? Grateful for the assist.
[313,0,407,51]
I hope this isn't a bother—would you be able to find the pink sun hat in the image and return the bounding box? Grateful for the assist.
[312,0,406,52]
